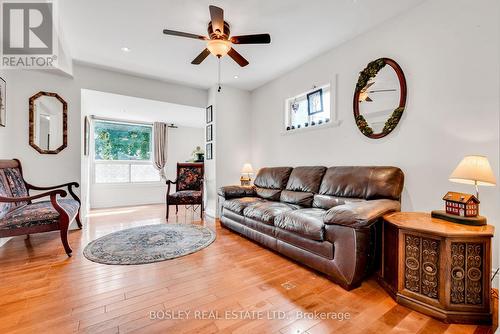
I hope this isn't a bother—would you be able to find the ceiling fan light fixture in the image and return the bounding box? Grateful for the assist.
[207,39,231,57]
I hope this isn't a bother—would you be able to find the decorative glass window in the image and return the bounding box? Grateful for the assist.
[93,120,160,183]
[285,84,331,131]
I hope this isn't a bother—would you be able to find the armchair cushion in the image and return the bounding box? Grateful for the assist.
[0,173,14,219]
[168,190,202,205]
[2,168,29,207]
[177,165,203,191]
[323,199,400,228]
[0,199,79,230]
[218,185,256,199]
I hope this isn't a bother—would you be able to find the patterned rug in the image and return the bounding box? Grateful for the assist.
[83,223,215,265]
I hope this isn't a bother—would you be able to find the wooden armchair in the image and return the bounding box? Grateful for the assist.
[0,159,81,256]
[166,163,204,220]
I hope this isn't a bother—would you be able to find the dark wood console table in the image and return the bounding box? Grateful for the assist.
[378,212,494,324]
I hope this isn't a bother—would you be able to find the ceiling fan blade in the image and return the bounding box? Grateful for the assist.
[163,29,207,40]
[191,48,211,65]
[209,5,224,35]
[230,34,271,44]
[228,48,249,67]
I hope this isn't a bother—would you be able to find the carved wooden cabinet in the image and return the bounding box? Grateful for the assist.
[378,212,494,324]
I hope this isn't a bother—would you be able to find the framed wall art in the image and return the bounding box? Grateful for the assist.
[206,142,213,160]
[206,124,213,142]
[206,105,213,123]
[307,88,323,115]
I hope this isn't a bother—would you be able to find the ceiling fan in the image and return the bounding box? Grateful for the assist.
[163,5,271,67]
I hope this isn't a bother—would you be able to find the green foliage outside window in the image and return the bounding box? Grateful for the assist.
[94,121,152,160]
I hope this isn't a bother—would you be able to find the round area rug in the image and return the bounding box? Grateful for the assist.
[83,224,215,265]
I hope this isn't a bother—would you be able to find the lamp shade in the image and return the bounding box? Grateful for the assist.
[241,163,254,174]
[449,155,497,186]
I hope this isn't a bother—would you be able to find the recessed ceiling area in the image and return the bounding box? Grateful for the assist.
[61,0,426,91]
[81,89,204,128]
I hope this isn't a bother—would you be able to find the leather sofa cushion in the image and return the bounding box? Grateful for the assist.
[254,167,292,190]
[243,201,299,225]
[285,166,326,193]
[222,197,265,214]
[255,187,282,201]
[312,194,366,210]
[280,190,314,207]
[274,208,326,241]
[319,166,404,200]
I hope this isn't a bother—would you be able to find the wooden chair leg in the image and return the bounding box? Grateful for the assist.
[60,225,72,257]
[176,205,178,214]
[51,195,72,257]
[166,204,170,220]
[75,211,82,229]
[201,201,203,219]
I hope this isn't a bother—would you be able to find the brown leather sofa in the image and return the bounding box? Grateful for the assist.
[218,166,404,290]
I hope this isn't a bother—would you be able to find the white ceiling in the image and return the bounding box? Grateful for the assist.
[60,0,425,91]
[81,89,204,128]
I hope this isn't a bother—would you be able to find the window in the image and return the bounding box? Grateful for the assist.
[93,120,160,183]
[285,84,331,131]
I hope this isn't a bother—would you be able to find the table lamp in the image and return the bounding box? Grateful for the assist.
[449,155,496,199]
[240,163,254,186]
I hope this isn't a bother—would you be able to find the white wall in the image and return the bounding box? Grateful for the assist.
[0,64,207,220]
[250,0,500,266]
[204,85,252,217]
[89,126,204,209]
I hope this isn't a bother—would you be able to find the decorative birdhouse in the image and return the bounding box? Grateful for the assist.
[443,192,479,217]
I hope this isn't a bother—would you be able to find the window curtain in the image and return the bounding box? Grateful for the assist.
[153,122,168,179]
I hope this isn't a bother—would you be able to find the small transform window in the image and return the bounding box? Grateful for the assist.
[285,84,331,131]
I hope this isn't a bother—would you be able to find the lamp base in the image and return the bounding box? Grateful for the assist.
[240,177,251,186]
[431,210,487,226]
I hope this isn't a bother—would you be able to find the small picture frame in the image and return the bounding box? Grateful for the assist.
[206,105,213,123]
[84,116,90,156]
[206,143,213,160]
[307,88,323,115]
[206,124,213,142]
[0,77,6,127]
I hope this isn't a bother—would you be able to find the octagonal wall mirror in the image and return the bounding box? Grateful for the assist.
[353,58,407,139]
[29,92,68,154]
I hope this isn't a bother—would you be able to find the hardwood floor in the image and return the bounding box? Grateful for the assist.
[0,204,497,334]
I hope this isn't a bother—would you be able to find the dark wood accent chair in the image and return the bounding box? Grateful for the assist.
[0,159,81,256]
[166,163,204,220]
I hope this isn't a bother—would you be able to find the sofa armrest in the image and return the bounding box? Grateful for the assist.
[218,185,256,199]
[324,199,401,228]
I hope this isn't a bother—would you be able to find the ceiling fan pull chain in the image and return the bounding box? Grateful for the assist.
[217,56,222,92]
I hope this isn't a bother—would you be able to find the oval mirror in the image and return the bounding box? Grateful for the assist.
[353,58,407,139]
[29,92,67,154]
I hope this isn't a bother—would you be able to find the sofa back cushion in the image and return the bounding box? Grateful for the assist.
[312,194,366,210]
[319,166,404,200]
[280,166,327,207]
[254,167,292,200]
